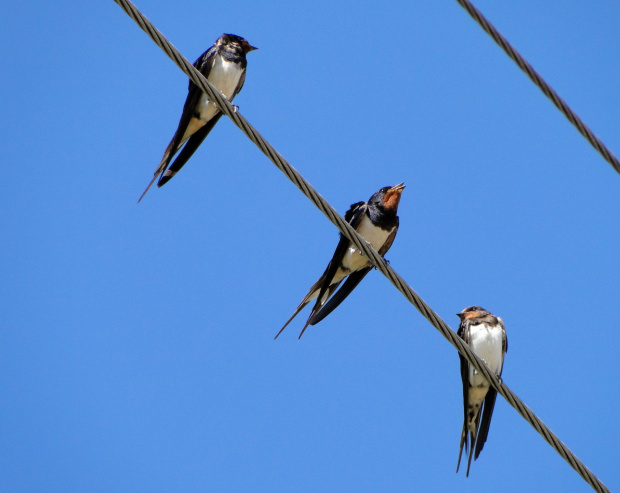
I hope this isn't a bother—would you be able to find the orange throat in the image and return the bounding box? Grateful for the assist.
[382,190,402,212]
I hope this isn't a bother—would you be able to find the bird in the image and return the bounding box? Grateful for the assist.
[456,306,508,477]
[274,183,405,339]
[138,34,257,202]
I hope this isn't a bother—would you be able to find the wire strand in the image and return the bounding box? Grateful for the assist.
[112,1,611,491]
[455,0,620,175]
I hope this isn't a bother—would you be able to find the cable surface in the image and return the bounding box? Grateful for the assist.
[456,0,620,175]
[113,1,611,491]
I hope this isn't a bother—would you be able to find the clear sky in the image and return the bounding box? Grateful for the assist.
[1,1,618,492]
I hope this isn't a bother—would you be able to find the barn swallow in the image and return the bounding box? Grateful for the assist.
[274,183,405,339]
[456,306,508,477]
[138,34,257,202]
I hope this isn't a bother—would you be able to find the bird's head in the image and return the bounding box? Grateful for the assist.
[457,306,489,320]
[218,33,258,54]
[369,182,405,214]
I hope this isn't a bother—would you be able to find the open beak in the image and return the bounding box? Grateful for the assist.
[389,182,406,193]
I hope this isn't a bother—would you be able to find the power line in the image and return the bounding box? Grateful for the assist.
[456,0,620,176]
[112,1,611,491]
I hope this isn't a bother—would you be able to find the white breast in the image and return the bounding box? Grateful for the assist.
[341,215,393,273]
[208,55,244,99]
[196,54,244,122]
[468,322,504,387]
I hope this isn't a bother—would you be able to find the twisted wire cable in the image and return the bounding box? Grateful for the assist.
[456,0,620,175]
[113,1,611,491]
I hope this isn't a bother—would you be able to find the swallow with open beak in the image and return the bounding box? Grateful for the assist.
[456,306,508,477]
[275,183,405,339]
[139,33,257,202]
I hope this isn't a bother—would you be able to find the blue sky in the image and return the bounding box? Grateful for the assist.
[1,1,618,491]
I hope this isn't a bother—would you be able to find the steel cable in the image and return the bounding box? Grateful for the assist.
[456,0,620,175]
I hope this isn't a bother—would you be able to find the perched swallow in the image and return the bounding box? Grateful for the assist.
[274,183,405,339]
[456,306,508,477]
[139,34,257,202]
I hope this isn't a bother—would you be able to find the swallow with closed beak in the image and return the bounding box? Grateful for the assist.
[456,306,508,477]
[139,33,257,201]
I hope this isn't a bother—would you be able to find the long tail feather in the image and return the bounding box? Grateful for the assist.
[456,425,467,473]
[274,301,311,340]
[138,174,160,203]
[466,430,475,477]
[138,138,176,202]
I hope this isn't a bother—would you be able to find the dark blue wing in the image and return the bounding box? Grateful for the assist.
[157,113,223,187]
[308,267,372,326]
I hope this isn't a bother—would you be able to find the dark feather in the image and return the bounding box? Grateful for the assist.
[157,113,223,187]
[456,320,472,474]
[294,203,368,338]
[474,388,498,460]
[308,267,371,326]
[275,202,368,339]
[312,203,367,309]
[191,46,217,90]
[296,281,341,339]
[274,274,342,340]
[377,224,398,256]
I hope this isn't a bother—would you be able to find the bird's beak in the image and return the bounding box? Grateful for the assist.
[246,44,258,52]
[458,310,481,320]
[389,182,406,193]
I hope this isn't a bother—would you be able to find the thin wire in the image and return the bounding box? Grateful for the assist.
[112,1,611,491]
[455,0,620,176]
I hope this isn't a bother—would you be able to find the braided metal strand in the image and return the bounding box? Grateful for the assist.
[455,0,620,175]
